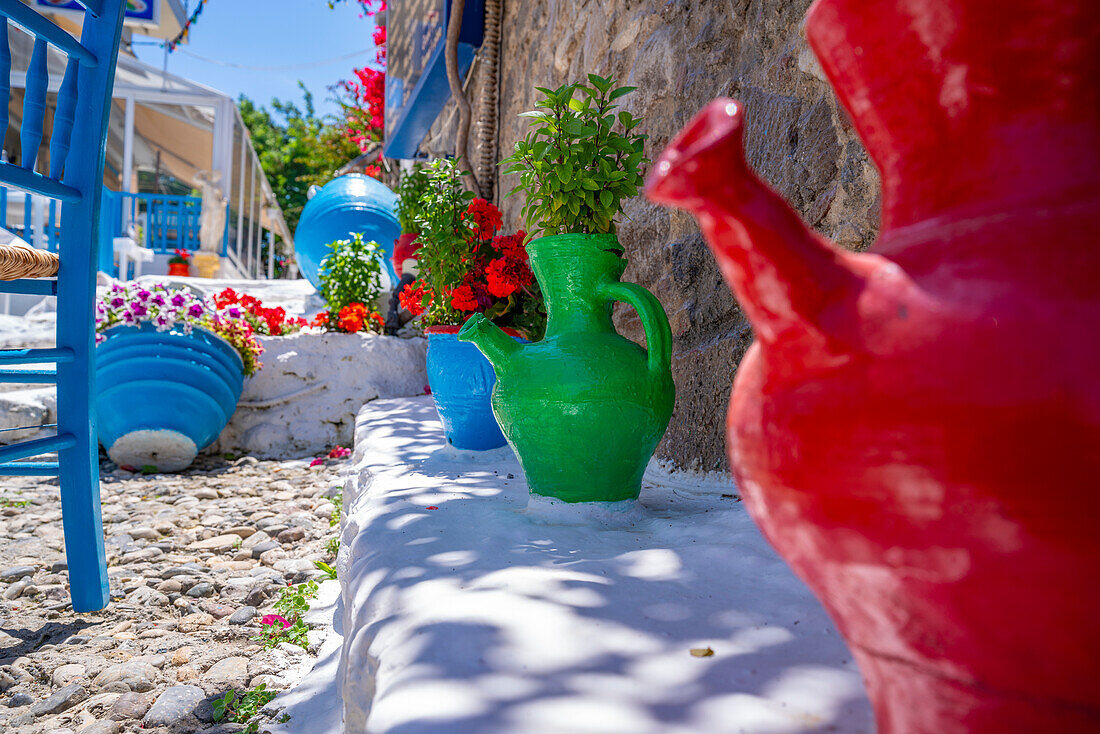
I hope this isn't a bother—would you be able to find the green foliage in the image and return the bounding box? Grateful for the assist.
[409,159,477,326]
[0,497,28,508]
[252,580,320,650]
[330,492,343,527]
[239,86,361,234]
[318,233,385,314]
[395,164,432,233]
[252,617,310,651]
[314,560,338,580]
[212,684,277,726]
[326,536,340,556]
[501,74,648,236]
[274,580,319,620]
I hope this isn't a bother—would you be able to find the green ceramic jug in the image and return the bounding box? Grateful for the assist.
[458,233,674,502]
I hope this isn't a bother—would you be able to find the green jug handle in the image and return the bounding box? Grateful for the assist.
[600,281,672,376]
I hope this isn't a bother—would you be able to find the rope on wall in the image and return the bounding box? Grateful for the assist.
[476,0,502,204]
[444,0,479,195]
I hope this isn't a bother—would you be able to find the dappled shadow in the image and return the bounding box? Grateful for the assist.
[0,619,94,660]
[341,397,874,734]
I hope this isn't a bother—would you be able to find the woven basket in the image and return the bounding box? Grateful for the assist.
[0,242,59,280]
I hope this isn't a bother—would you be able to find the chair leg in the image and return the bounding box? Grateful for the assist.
[56,420,110,612]
[56,260,110,613]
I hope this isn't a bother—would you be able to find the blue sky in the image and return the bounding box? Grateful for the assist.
[133,0,378,118]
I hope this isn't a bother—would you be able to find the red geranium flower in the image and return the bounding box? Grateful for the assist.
[449,284,480,312]
[214,288,239,308]
[493,231,529,262]
[337,302,370,333]
[399,281,430,316]
[463,198,503,241]
[485,256,535,299]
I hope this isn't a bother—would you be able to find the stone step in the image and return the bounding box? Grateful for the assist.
[0,387,55,444]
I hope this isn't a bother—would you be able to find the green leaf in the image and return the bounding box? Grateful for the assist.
[610,86,637,101]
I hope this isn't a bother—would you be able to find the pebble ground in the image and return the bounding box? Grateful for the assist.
[0,454,345,734]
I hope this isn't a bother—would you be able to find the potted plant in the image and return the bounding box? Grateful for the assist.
[94,282,264,472]
[393,163,431,278]
[214,288,309,336]
[167,248,192,276]
[310,233,388,334]
[399,158,544,450]
[458,75,674,502]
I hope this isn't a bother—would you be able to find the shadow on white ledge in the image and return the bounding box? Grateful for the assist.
[274,395,874,734]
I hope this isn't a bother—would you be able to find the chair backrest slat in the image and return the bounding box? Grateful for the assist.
[76,0,104,18]
[0,0,122,204]
[20,36,47,171]
[0,3,96,67]
[0,21,9,144]
[49,58,79,179]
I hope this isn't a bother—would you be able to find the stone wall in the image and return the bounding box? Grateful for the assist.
[422,0,880,471]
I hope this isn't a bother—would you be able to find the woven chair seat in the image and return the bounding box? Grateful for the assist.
[0,242,59,280]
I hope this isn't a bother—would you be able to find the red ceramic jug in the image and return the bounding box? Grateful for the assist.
[646,1,1099,732]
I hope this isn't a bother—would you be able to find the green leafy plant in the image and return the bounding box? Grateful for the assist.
[329,493,343,528]
[325,536,340,556]
[319,233,385,315]
[314,560,338,580]
[403,159,546,338]
[253,582,317,651]
[0,498,28,508]
[274,580,319,620]
[252,613,310,650]
[501,74,648,236]
[395,163,432,233]
[408,158,476,327]
[212,683,277,728]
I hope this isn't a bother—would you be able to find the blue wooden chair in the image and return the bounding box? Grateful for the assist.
[0,0,126,613]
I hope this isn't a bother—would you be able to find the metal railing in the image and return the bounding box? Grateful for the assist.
[2,186,265,280]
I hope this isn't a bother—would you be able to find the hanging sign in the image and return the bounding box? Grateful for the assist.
[35,0,159,24]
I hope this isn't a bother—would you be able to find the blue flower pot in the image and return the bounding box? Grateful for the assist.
[294,174,401,292]
[95,324,245,471]
[426,326,524,451]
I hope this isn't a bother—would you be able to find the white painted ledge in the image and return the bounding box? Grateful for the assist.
[326,396,873,734]
[213,332,427,459]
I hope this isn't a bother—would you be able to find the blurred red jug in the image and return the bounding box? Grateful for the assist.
[646,0,1099,731]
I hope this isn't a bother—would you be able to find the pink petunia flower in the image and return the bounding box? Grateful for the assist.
[261,614,291,629]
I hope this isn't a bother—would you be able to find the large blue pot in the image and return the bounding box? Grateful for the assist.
[294,174,401,291]
[95,324,245,471]
[426,326,524,451]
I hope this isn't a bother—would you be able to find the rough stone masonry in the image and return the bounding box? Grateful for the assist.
[421,0,881,471]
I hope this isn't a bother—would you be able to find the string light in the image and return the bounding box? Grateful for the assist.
[165,0,209,52]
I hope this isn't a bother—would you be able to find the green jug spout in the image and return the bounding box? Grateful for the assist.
[457,314,521,371]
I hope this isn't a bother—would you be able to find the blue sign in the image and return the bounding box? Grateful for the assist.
[36,0,158,23]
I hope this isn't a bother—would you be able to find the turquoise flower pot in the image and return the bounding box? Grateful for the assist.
[95,324,245,471]
[294,174,401,291]
[426,325,525,451]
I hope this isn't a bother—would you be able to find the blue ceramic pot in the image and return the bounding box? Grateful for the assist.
[95,324,245,471]
[294,174,401,291]
[426,325,524,451]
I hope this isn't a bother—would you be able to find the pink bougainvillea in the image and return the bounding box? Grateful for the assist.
[337,1,387,153]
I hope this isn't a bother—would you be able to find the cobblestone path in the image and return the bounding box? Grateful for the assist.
[0,455,345,734]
